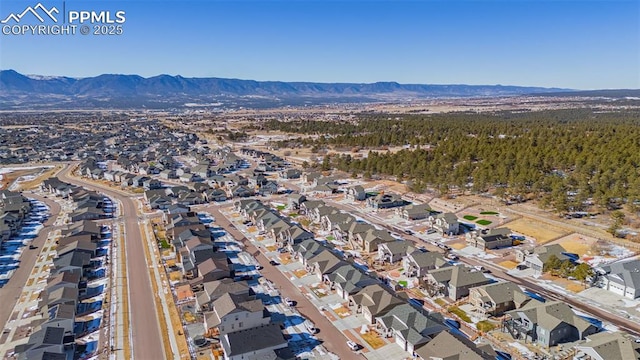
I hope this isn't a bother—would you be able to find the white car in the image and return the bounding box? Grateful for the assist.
[346,340,359,351]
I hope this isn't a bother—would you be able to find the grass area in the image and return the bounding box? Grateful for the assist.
[299,218,311,227]
[567,283,586,293]
[333,306,351,318]
[448,306,472,323]
[311,287,328,298]
[276,205,286,211]
[398,280,408,287]
[266,245,277,252]
[476,320,497,332]
[434,298,447,307]
[26,278,34,287]
[361,331,386,349]
[131,188,145,194]
[183,312,196,323]
[480,211,499,215]
[288,213,299,218]
[293,269,308,278]
[159,239,171,249]
[463,215,478,221]
[476,219,493,226]
[169,271,182,281]
[326,235,335,241]
[498,260,519,270]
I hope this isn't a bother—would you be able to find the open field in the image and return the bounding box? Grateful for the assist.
[548,234,599,257]
[505,218,568,244]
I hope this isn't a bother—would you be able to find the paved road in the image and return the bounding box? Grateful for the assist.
[203,205,356,360]
[58,169,166,360]
[0,193,61,334]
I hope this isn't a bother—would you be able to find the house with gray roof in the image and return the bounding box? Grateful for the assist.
[395,203,432,220]
[403,250,450,278]
[599,258,640,299]
[504,300,599,347]
[516,243,571,276]
[349,283,407,324]
[428,212,460,235]
[346,185,366,202]
[469,280,532,317]
[423,265,491,300]
[378,240,414,264]
[414,331,486,360]
[466,227,513,251]
[573,331,640,360]
[325,264,380,300]
[196,278,252,312]
[14,326,74,360]
[355,228,397,253]
[307,249,348,280]
[366,192,406,209]
[219,323,288,360]
[375,303,446,355]
[204,293,269,335]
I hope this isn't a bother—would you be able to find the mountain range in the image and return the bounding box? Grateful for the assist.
[0,69,575,110]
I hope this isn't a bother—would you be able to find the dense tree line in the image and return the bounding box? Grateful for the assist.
[249,109,640,213]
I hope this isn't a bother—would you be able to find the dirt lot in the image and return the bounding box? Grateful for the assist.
[504,218,568,244]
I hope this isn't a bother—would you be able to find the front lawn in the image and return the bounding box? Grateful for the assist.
[326,235,335,241]
[476,320,497,332]
[276,205,286,211]
[476,219,493,226]
[448,306,471,323]
[463,215,478,221]
[398,280,408,287]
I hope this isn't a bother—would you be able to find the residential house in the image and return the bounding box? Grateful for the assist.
[324,264,380,300]
[599,259,640,300]
[469,281,532,317]
[429,213,460,235]
[219,323,288,360]
[414,331,486,360]
[349,284,406,324]
[403,250,450,278]
[396,203,432,220]
[378,241,414,264]
[573,331,640,360]
[423,265,491,300]
[355,228,397,253]
[196,279,252,312]
[307,249,348,280]
[504,300,599,347]
[203,293,269,335]
[287,194,306,210]
[375,303,446,355]
[466,227,513,251]
[516,244,571,276]
[280,168,301,179]
[366,193,406,209]
[346,185,366,202]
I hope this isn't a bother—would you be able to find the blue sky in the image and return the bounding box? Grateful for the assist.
[0,0,638,89]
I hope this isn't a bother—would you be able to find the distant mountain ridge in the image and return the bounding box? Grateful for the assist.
[0,69,575,109]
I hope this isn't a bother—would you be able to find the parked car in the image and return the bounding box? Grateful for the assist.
[404,229,413,235]
[346,340,360,351]
[269,260,280,266]
[426,229,437,234]
[28,245,37,250]
[284,297,295,306]
[277,247,288,253]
